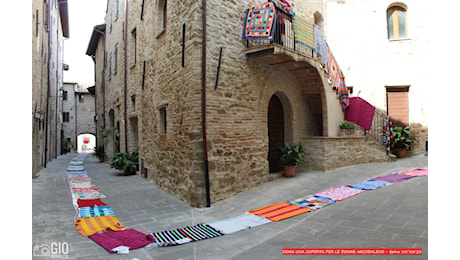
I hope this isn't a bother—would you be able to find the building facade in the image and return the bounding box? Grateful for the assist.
[32,0,69,177]
[87,0,425,207]
[324,0,429,153]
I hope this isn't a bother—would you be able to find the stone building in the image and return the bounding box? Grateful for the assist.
[87,0,411,207]
[32,0,69,177]
[61,82,96,153]
[324,0,429,154]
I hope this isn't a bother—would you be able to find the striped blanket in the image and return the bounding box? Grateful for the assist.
[150,224,224,247]
[292,15,315,50]
[337,74,350,111]
[75,216,126,236]
[248,202,310,222]
[289,195,335,210]
[314,185,366,201]
[78,206,116,218]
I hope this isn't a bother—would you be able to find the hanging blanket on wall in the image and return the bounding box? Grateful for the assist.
[337,74,350,111]
[344,97,376,131]
[348,180,391,190]
[208,212,272,234]
[289,195,336,210]
[242,2,277,40]
[371,173,415,184]
[314,185,366,201]
[248,202,310,222]
[400,168,428,177]
[75,216,126,236]
[78,206,116,218]
[327,48,342,90]
[292,15,315,50]
[149,223,224,247]
[89,229,153,253]
[314,25,328,67]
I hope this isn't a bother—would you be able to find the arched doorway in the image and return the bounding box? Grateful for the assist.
[268,94,285,173]
[77,133,96,153]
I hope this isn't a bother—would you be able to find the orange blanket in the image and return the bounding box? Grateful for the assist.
[249,202,310,222]
[75,216,126,236]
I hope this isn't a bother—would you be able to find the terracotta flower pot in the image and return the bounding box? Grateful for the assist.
[283,165,296,177]
[393,148,407,158]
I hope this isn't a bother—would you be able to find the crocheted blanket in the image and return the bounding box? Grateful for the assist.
[400,168,428,177]
[242,2,277,40]
[327,48,342,91]
[78,206,116,218]
[371,173,415,184]
[344,97,376,131]
[89,229,153,253]
[314,25,328,66]
[248,202,310,222]
[150,224,223,247]
[292,15,315,50]
[289,195,335,210]
[314,185,366,201]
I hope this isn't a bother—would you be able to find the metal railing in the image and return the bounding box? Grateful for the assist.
[366,108,391,153]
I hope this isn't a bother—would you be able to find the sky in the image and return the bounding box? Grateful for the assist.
[63,0,107,88]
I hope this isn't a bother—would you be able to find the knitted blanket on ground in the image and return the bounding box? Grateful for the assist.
[348,180,391,190]
[314,185,366,201]
[400,168,428,177]
[371,173,415,184]
[289,195,335,210]
[78,206,116,218]
[248,202,310,222]
[149,224,224,247]
[75,216,126,237]
[89,229,153,253]
[208,212,272,234]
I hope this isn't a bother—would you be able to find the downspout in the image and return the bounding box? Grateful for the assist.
[94,27,107,148]
[123,0,129,153]
[201,0,211,207]
[44,0,51,167]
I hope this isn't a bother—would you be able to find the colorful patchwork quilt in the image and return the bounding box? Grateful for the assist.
[248,202,310,222]
[289,195,335,210]
[242,2,277,40]
[314,185,366,201]
[327,48,342,90]
[150,224,223,247]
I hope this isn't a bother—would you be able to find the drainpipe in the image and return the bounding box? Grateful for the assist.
[201,0,211,207]
[123,0,129,153]
[44,0,51,167]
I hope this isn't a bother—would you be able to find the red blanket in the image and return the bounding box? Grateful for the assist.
[344,97,375,131]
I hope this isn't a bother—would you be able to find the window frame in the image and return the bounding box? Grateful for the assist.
[387,4,408,40]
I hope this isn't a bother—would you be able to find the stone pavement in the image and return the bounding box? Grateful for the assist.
[32,153,428,260]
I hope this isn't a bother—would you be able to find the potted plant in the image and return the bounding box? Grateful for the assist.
[339,121,356,136]
[93,145,105,162]
[110,151,139,175]
[278,142,306,177]
[63,139,71,154]
[390,126,416,158]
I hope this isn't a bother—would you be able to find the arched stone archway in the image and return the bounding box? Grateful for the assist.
[268,94,284,172]
[77,133,96,153]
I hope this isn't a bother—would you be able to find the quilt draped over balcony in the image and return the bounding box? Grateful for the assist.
[242,2,277,40]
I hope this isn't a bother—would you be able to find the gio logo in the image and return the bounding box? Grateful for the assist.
[33,242,69,257]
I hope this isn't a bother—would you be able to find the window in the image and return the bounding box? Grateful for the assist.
[63,112,70,122]
[387,4,408,40]
[114,45,118,73]
[63,90,68,100]
[386,86,410,126]
[79,94,84,103]
[129,29,137,67]
[157,0,167,35]
[115,0,120,18]
[159,106,167,134]
[108,52,112,78]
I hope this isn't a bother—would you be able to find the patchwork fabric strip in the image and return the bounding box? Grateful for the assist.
[289,195,335,210]
[348,180,391,190]
[74,190,106,199]
[371,173,415,184]
[314,185,366,201]
[344,97,376,131]
[75,216,126,236]
[400,168,428,177]
[150,224,223,247]
[292,15,315,50]
[89,229,153,253]
[242,2,276,40]
[72,182,96,188]
[208,212,272,235]
[248,202,310,222]
[314,25,328,67]
[269,0,295,15]
[78,206,116,218]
